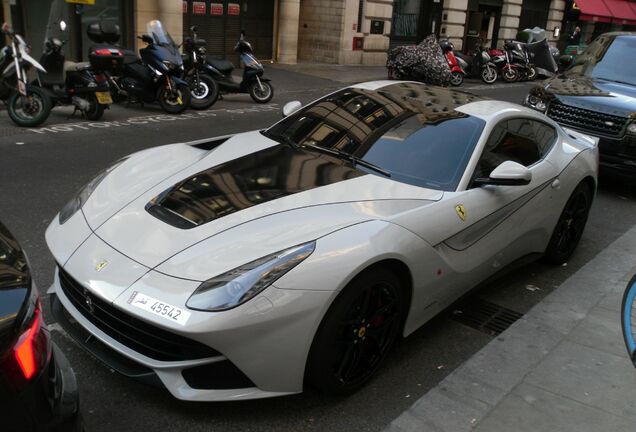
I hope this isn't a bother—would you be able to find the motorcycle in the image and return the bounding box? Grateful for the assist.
[439,39,464,86]
[37,20,112,121]
[181,26,219,110]
[497,41,536,82]
[0,23,51,127]
[204,30,273,103]
[88,20,191,114]
[454,42,498,84]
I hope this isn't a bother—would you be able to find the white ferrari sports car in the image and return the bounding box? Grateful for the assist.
[47,81,598,401]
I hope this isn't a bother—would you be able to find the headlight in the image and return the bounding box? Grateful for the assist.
[186,241,316,312]
[627,123,636,135]
[162,60,177,70]
[526,93,547,112]
[58,158,127,225]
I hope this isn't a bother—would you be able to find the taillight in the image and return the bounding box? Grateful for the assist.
[94,73,107,84]
[0,292,50,390]
[94,48,122,56]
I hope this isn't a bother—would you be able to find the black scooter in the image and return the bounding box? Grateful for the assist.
[204,31,273,103]
[182,26,219,110]
[37,20,111,121]
[88,20,191,114]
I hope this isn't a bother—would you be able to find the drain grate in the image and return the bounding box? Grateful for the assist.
[451,298,523,336]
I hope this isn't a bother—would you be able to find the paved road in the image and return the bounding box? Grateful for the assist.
[0,69,634,432]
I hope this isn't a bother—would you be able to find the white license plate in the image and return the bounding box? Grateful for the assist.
[126,291,191,326]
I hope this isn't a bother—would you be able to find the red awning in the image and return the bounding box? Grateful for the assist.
[603,0,636,25]
[574,0,613,23]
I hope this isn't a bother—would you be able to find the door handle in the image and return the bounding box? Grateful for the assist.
[551,179,561,189]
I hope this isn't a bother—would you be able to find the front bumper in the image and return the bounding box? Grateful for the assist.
[598,134,636,177]
[49,265,334,401]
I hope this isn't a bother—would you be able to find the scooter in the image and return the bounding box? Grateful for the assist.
[88,20,191,114]
[439,39,464,86]
[455,42,498,84]
[181,26,219,110]
[0,23,51,126]
[37,20,112,121]
[204,30,273,103]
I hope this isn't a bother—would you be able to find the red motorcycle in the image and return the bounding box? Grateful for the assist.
[440,39,464,86]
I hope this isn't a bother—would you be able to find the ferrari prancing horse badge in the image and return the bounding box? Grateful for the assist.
[455,204,467,221]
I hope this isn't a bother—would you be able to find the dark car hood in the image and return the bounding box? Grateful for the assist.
[543,74,636,117]
[0,222,31,350]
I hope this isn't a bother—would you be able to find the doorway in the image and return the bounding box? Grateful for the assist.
[465,2,501,51]
[390,0,443,49]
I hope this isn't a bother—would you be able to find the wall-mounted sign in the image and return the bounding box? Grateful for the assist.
[211,3,223,16]
[65,0,95,4]
[193,2,206,15]
[370,20,384,34]
[352,37,363,51]
[228,3,240,16]
[182,1,187,13]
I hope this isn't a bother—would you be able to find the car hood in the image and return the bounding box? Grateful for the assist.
[543,74,636,117]
[83,131,442,272]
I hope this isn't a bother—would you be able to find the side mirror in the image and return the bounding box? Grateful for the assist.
[281,101,302,117]
[60,20,67,31]
[141,34,154,44]
[190,25,198,32]
[473,161,532,186]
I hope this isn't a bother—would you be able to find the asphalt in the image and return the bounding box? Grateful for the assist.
[0,63,635,432]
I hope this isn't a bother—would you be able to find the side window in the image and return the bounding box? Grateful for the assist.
[473,118,556,180]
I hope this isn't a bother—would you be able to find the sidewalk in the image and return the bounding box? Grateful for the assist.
[385,224,636,432]
[269,62,387,84]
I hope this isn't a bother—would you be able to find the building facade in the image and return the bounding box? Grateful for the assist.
[3,0,635,66]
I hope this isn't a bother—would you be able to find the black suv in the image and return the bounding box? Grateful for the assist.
[525,32,636,177]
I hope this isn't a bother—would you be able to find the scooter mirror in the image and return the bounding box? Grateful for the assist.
[282,101,302,118]
[60,20,67,31]
[191,25,198,32]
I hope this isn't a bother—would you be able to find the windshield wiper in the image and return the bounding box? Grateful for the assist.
[300,142,391,178]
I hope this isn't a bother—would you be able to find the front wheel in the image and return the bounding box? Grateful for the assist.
[526,66,537,81]
[7,86,52,127]
[621,275,636,367]
[306,266,406,395]
[188,74,219,110]
[248,80,273,104]
[502,66,518,83]
[543,182,592,264]
[157,82,191,114]
[481,66,498,84]
[450,71,464,86]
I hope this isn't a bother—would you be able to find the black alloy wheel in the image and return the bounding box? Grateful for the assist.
[84,94,105,121]
[248,80,273,104]
[157,81,191,114]
[544,182,593,264]
[307,267,406,395]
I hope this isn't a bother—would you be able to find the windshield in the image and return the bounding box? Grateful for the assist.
[44,0,70,42]
[147,20,176,47]
[265,83,486,191]
[568,35,636,86]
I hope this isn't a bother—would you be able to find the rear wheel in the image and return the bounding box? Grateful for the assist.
[157,81,191,114]
[502,66,518,83]
[450,71,464,86]
[7,86,51,127]
[188,74,219,110]
[526,66,537,81]
[248,80,273,104]
[543,182,593,264]
[481,65,498,84]
[306,266,406,395]
[85,94,105,121]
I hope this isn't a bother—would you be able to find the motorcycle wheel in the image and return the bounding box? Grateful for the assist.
[526,66,537,81]
[450,71,464,86]
[188,74,219,110]
[248,80,273,104]
[481,66,498,84]
[85,94,105,121]
[7,86,51,127]
[502,66,518,83]
[157,82,191,114]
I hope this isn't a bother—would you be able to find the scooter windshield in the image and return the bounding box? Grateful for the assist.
[44,0,70,43]
[147,20,176,47]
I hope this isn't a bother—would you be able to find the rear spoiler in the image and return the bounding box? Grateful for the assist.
[562,127,599,148]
